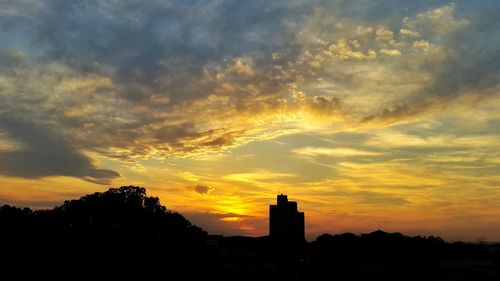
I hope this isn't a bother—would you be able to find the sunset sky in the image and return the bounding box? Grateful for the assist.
[1,0,499,241]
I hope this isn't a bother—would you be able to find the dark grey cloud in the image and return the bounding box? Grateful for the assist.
[19,0,306,86]
[4,0,496,112]
[154,123,201,144]
[0,119,119,184]
[192,184,212,195]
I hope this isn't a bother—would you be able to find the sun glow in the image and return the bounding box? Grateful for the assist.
[221,217,242,222]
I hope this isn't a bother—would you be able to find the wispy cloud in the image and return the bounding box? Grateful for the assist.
[365,131,500,148]
[223,170,297,184]
[292,147,382,157]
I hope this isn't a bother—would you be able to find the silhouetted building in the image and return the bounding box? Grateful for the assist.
[269,194,305,242]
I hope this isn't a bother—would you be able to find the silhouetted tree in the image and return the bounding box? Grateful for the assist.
[0,186,214,279]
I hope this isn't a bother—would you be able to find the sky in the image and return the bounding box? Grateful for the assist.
[1,0,499,241]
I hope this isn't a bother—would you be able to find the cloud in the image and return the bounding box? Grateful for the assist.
[405,3,469,35]
[298,3,498,128]
[375,25,394,42]
[329,188,409,206]
[0,0,499,180]
[226,57,255,77]
[356,26,373,36]
[223,170,297,185]
[379,49,401,56]
[292,147,382,157]
[399,28,420,38]
[192,184,214,195]
[365,130,500,148]
[0,119,119,184]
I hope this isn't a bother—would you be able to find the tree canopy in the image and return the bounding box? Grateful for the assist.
[0,186,212,279]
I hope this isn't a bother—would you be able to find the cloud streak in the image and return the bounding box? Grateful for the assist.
[0,119,119,184]
[293,147,382,157]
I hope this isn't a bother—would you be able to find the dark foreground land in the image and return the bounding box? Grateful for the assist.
[1,186,499,280]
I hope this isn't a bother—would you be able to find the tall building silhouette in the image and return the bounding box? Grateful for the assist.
[269,194,305,242]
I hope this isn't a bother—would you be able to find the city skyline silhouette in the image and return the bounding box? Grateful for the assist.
[1,0,500,242]
[1,186,498,280]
